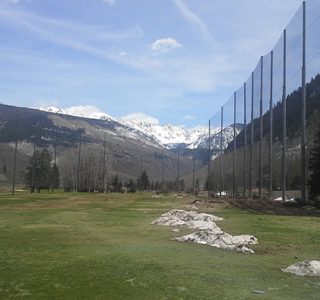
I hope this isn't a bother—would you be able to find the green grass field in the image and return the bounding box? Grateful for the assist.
[0,192,319,299]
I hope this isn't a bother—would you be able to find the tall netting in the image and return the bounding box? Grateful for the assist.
[285,5,304,198]
[206,1,320,202]
[306,0,320,83]
[245,75,253,197]
[306,0,320,167]
[235,85,245,197]
[221,96,234,196]
[271,33,284,196]
[209,110,222,196]
[305,0,320,202]
[251,60,262,198]
[262,52,272,198]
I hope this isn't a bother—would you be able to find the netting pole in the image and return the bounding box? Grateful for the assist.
[177,147,180,192]
[51,133,58,193]
[192,147,195,195]
[259,56,264,200]
[208,120,211,198]
[233,92,237,198]
[269,51,274,200]
[102,133,107,193]
[243,83,247,197]
[301,1,308,204]
[250,72,254,199]
[31,126,37,193]
[282,29,287,201]
[161,149,164,193]
[76,130,82,192]
[12,109,19,196]
[220,107,223,198]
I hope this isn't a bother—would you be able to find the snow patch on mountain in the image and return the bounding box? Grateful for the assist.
[38,105,231,149]
[39,105,115,122]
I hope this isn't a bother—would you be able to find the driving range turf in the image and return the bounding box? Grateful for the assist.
[0,192,319,299]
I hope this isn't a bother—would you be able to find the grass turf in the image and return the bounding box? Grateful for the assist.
[0,192,319,299]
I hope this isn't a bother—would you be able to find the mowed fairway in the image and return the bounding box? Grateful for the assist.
[0,192,319,299]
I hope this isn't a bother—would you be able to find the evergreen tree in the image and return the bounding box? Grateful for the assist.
[141,170,150,191]
[127,179,137,193]
[110,174,122,192]
[137,170,150,191]
[51,163,60,190]
[309,125,320,203]
[195,178,200,195]
[24,149,56,192]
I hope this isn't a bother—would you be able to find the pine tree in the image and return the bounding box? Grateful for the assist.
[51,163,60,190]
[24,149,56,192]
[195,178,200,195]
[110,174,122,192]
[309,125,320,203]
[127,179,136,193]
[140,170,150,191]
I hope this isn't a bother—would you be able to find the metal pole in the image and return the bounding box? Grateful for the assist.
[161,149,164,193]
[243,83,247,197]
[192,147,195,194]
[259,56,264,200]
[51,133,58,193]
[220,107,223,198]
[12,109,19,196]
[269,51,274,200]
[301,1,308,204]
[102,133,107,193]
[282,29,287,201]
[177,146,180,192]
[208,120,211,197]
[250,72,254,199]
[76,130,82,192]
[233,92,237,198]
[31,127,37,193]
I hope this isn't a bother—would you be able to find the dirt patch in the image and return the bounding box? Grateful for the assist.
[152,209,258,253]
[282,260,320,276]
[193,198,320,216]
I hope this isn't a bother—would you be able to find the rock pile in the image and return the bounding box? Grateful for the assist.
[152,209,258,253]
[152,209,223,230]
[282,260,320,276]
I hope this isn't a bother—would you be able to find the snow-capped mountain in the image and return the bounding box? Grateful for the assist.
[39,106,65,114]
[119,119,208,148]
[39,105,115,122]
[38,105,238,150]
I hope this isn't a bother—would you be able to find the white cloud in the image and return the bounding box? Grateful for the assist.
[149,38,182,54]
[102,0,115,6]
[121,112,159,125]
[183,115,195,120]
[171,0,215,45]
[2,0,23,3]
[0,9,143,61]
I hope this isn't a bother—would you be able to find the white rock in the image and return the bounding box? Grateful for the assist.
[282,260,320,276]
[152,209,257,253]
[151,209,223,229]
[174,230,257,253]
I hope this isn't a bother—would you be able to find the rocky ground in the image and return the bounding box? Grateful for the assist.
[152,209,258,253]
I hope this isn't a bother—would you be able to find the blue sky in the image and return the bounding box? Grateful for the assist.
[0,0,302,127]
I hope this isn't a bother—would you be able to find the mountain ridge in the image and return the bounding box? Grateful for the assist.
[38,105,209,149]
